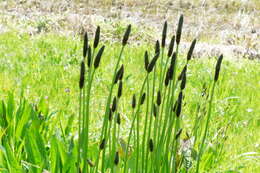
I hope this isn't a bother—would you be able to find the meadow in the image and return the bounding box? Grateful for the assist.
[0,1,260,172]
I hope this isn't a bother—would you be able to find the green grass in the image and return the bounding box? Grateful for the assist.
[0,30,259,172]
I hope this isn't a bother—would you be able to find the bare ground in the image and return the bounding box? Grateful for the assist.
[0,0,259,59]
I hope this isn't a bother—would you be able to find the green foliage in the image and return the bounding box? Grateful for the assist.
[0,22,259,172]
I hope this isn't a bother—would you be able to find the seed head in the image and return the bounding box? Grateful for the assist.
[117,113,121,125]
[214,54,223,82]
[187,39,196,61]
[111,97,117,112]
[114,151,119,165]
[93,26,100,49]
[117,81,123,98]
[83,32,88,58]
[156,91,161,106]
[94,45,105,69]
[149,139,154,152]
[132,94,136,109]
[176,91,183,117]
[180,73,186,90]
[147,53,159,73]
[178,65,187,81]
[99,138,106,150]
[122,24,131,46]
[162,21,167,48]
[140,92,146,105]
[114,64,124,84]
[153,104,157,118]
[168,35,175,57]
[155,40,160,55]
[79,61,85,89]
[87,46,92,68]
[176,14,184,45]
[165,69,170,87]
[144,51,149,72]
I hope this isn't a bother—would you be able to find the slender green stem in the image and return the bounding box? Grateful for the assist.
[94,46,124,173]
[196,82,216,173]
[77,90,82,172]
[141,74,150,172]
[123,75,148,173]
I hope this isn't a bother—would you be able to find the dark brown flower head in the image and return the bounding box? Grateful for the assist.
[162,21,167,48]
[214,54,224,82]
[114,151,119,165]
[144,51,149,72]
[94,45,105,69]
[140,92,146,105]
[132,94,136,109]
[79,61,85,89]
[83,32,88,58]
[99,138,106,150]
[87,46,92,68]
[122,24,131,46]
[176,14,184,45]
[187,39,197,61]
[168,35,175,57]
[93,26,100,49]
[156,90,161,106]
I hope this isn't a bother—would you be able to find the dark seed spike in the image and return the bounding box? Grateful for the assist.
[147,53,159,73]
[79,61,85,89]
[111,97,117,112]
[99,138,106,150]
[162,21,167,48]
[168,64,174,81]
[122,24,131,46]
[180,72,187,90]
[171,52,177,66]
[176,14,184,45]
[168,35,175,57]
[87,46,92,68]
[156,91,161,106]
[132,94,136,109]
[165,69,170,87]
[119,65,124,80]
[117,81,123,98]
[187,39,197,61]
[176,91,183,117]
[94,45,105,69]
[140,93,146,105]
[108,108,113,121]
[83,32,88,58]
[214,54,224,82]
[144,51,149,72]
[117,113,121,125]
[175,128,182,139]
[178,65,187,81]
[149,139,154,152]
[93,26,100,49]
[114,65,124,84]
[114,151,119,165]
[155,40,160,55]
[153,104,157,118]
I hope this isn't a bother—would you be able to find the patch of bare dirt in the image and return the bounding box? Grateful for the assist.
[0,0,259,59]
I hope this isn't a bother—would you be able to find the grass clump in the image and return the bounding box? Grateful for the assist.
[0,15,259,173]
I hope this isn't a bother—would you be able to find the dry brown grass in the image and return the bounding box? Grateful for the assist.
[0,0,259,58]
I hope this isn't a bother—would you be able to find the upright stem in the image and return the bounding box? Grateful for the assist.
[196,82,216,173]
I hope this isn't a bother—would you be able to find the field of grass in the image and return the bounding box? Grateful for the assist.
[0,19,259,172]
